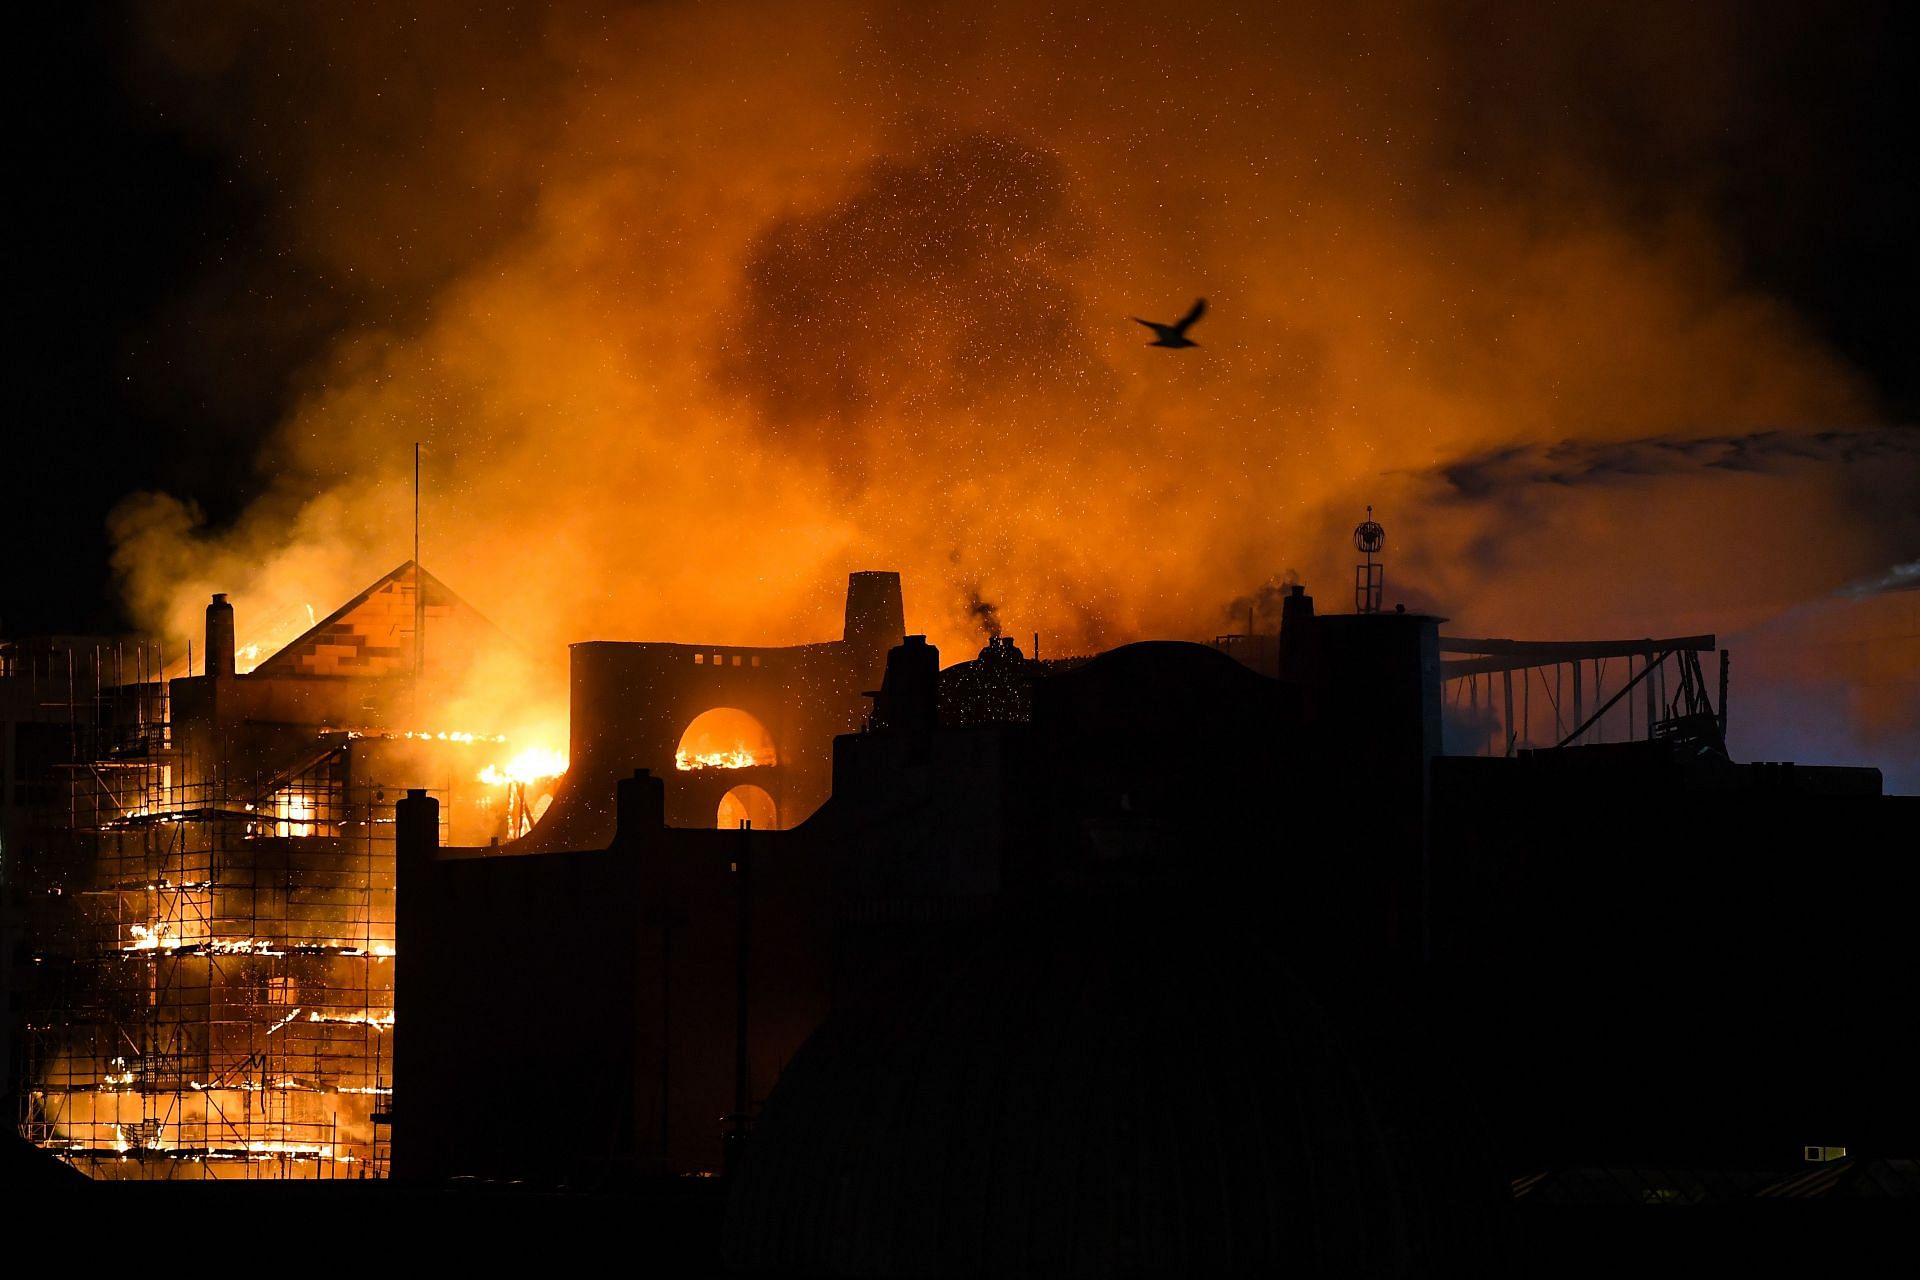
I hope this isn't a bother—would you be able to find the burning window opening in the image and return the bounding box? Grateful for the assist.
[477,745,568,787]
[274,792,317,838]
[675,707,777,772]
[124,923,179,952]
[477,745,568,839]
[717,783,778,831]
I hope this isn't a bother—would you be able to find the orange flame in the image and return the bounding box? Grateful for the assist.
[478,746,569,786]
[675,746,771,771]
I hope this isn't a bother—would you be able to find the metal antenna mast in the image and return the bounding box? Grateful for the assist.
[1354,505,1385,613]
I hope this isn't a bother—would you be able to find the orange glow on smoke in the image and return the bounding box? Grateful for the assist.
[100,2,1918,787]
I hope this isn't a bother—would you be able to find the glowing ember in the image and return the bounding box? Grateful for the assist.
[118,934,389,957]
[242,1140,334,1158]
[675,746,771,771]
[201,938,273,954]
[308,1009,394,1029]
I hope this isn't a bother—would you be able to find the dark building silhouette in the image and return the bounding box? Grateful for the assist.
[393,595,1471,1258]
[1430,746,1914,1169]
[385,582,1915,1272]
[727,912,1436,1276]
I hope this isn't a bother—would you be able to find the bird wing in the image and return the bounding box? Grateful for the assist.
[1132,317,1162,331]
[1174,297,1207,331]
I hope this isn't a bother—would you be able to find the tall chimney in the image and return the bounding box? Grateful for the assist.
[205,593,236,679]
[1278,584,1315,685]
[842,571,906,689]
[871,636,939,747]
[616,769,667,845]
[843,571,905,646]
[391,788,439,1180]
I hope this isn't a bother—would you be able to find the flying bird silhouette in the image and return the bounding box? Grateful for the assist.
[1133,297,1207,348]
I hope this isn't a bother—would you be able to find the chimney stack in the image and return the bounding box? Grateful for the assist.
[870,636,939,745]
[1278,584,1315,685]
[205,593,237,679]
[616,769,667,844]
[391,788,439,1180]
[843,571,906,653]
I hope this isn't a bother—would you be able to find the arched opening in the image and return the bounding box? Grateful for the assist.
[675,707,777,771]
[717,784,778,831]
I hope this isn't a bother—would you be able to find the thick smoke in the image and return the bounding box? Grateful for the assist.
[1431,429,1920,503]
[1393,426,1920,632]
[1841,561,1920,599]
[966,590,1003,642]
[104,0,1916,784]
[1224,571,1303,635]
[716,133,1103,475]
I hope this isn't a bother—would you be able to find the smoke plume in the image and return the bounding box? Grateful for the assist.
[1225,571,1303,635]
[966,590,1004,643]
[103,0,1918,785]
[716,133,1102,476]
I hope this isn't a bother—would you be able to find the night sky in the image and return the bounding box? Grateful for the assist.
[6,1,1917,636]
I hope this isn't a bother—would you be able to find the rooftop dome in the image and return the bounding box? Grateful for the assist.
[726,905,1429,1277]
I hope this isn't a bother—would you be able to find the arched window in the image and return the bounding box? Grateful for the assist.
[717,784,778,831]
[675,707,777,771]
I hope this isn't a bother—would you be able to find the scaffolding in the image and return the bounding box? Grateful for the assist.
[1438,635,1728,757]
[13,641,450,1180]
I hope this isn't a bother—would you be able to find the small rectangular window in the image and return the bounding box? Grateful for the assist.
[694,654,704,665]
[732,655,742,667]
[713,653,723,665]
[751,655,761,668]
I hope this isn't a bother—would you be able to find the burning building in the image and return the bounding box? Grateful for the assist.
[10,527,1914,1223]
[8,562,904,1179]
[9,561,556,1178]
